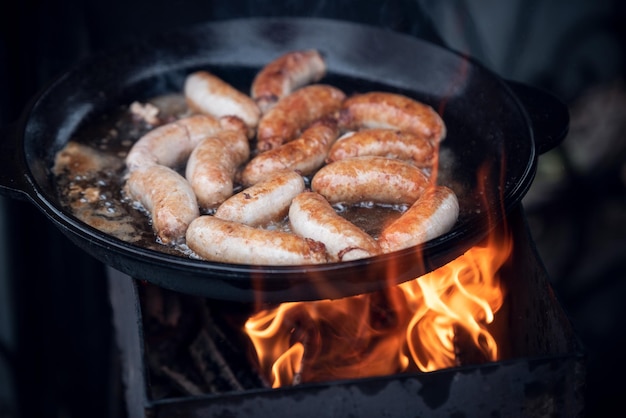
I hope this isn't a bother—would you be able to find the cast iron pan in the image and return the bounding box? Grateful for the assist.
[0,18,568,303]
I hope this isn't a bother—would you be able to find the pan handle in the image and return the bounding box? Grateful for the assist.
[506,80,570,155]
[0,122,31,201]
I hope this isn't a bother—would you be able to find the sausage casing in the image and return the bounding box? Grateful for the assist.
[251,49,326,113]
[256,84,346,152]
[378,186,459,253]
[215,170,305,227]
[125,114,224,172]
[184,71,261,136]
[311,156,430,205]
[338,92,446,143]
[186,216,329,265]
[125,164,199,245]
[289,192,381,262]
[241,117,339,186]
[185,129,250,209]
[326,128,435,168]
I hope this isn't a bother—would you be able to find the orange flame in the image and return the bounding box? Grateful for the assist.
[244,225,511,387]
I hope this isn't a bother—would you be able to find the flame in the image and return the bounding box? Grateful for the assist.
[244,225,511,387]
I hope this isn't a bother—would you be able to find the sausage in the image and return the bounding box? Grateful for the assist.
[185,128,250,209]
[378,186,459,253]
[125,164,199,245]
[186,216,329,265]
[256,84,346,152]
[125,114,245,172]
[338,92,446,143]
[184,70,261,137]
[289,192,381,262]
[241,117,340,186]
[251,49,326,113]
[126,114,220,172]
[311,156,430,205]
[326,128,435,168]
[214,170,305,227]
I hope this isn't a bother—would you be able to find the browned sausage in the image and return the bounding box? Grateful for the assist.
[251,49,326,113]
[241,117,340,186]
[185,128,250,209]
[125,164,199,245]
[289,192,381,262]
[256,84,346,152]
[184,71,261,137]
[311,156,430,205]
[185,216,329,265]
[338,92,446,143]
[125,114,226,172]
[214,170,305,227]
[326,128,435,168]
[378,186,459,253]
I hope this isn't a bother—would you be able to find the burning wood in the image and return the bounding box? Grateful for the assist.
[244,225,511,387]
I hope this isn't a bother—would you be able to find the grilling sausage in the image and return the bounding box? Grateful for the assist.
[326,128,435,168]
[256,84,346,152]
[125,164,199,245]
[378,186,459,253]
[125,114,245,172]
[214,170,305,227]
[184,70,261,137]
[185,128,250,209]
[338,92,446,143]
[186,216,329,265]
[311,156,430,205]
[251,49,326,113]
[289,191,381,262]
[241,117,340,186]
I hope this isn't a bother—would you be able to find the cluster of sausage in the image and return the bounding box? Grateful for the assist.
[123,49,459,265]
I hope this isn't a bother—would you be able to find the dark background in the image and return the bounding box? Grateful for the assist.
[1,1,625,417]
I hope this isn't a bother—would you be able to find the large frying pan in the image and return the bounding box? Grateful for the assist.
[0,18,568,303]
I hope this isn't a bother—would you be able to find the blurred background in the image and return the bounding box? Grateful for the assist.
[1,1,625,417]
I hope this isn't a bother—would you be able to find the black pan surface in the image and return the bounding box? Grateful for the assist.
[0,18,568,302]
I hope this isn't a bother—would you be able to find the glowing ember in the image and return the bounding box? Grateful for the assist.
[244,228,511,388]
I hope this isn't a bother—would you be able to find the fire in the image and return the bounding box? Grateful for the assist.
[244,227,511,387]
